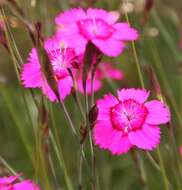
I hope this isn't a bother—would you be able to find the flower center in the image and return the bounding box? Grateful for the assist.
[48,47,79,73]
[77,18,115,40]
[110,99,148,134]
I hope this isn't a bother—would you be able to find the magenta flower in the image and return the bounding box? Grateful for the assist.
[0,175,40,190]
[21,37,81,102]
[93,88,170,155]
[77,71,102,94]
[76,62,124,94]
[55,8,138,56]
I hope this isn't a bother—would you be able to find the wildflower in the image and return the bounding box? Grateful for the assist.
[76,62,124,94]
[21,37,81,101]
[55,8,138,56]
[0,175,40,190]
[93,88,170,155]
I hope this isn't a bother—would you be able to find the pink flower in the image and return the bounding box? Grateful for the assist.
[77,71,102,94]
[76,62,124,94]
[0,175,40,190]
[55,8,138,56]
[93,88,170,155]
[21,37,81,102]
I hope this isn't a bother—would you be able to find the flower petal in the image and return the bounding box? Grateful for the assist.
[93,120,118,150]
[94,119,133,155]
[21,48,43,88]
[113,23,138,41]
[145,100,170,125]
[0,176,18,185]
[109,133,133,155]
[58,76,73,100]
[129,124,160,150]
[101,62,124,80]
[77,76,102,94]
[87,8,119,24]
[56,31,87,55]
[41,79,57,102]
[55,8,86,25]
[92,38,125,57]
[14,180,40,190]
[97,93,119,121]
[117,88,150,103]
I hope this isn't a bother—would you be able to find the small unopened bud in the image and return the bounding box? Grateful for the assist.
[149,67,163,101]
[145,0,154,12]
[82,41,102,94]
[89,104,98,129]
[142,0,155,24]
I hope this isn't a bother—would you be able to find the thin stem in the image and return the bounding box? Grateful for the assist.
[49,104,73,189]
[68,69,86,122]
[58,97,78,139]
[122,2,147,189]
[0,156,22,178]
[157,148,170,190]
[90,71,95,107]
[130,150,147,189]
[131,41,145,88]
[84,89,96,189]
[74,92,86,122]
[0,8,20,78]
[49,131,74,190]
[167,124,182,187]
[146,152,160,171]
[78,145,84,190]
[90,69,97,190]
[149,39,182,127]
[122,1,145,88]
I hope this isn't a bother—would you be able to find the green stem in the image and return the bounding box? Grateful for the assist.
[49,104,74,190]
[84,90,96,189]
[58,97,78,139]
[49,131,74,190]
[122,1,145,89]
[157,148,170,190]
[78,145,84,190]
[0,156,22,178]
[130,150,147,189]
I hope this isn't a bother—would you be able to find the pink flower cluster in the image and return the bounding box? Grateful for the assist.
[0,175,40,190]
[21,8,137,101]
[20,7,171,155]
[93,88,170,154]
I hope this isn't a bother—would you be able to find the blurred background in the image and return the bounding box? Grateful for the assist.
[0,0,182,189]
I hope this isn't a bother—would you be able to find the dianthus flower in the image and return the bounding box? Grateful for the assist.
[77,62,124,94]
[93,88,170,155]
[21,37,81,101]
[0,175,40,190]
[55,8,138,56]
